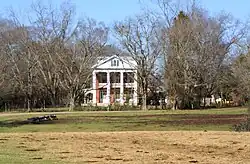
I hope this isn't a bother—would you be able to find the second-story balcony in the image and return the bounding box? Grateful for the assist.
[98,82,135,88]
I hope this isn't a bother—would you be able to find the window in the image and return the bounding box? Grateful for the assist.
[110,72,120,83]
[111,59,119,67]
[97,72,107,83]
[124,72,134,83]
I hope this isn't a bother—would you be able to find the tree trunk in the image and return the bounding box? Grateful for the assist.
[172,96,178,110]
[43,100,46,110]
[203,96,206,109]
[50,91,57,107]
[69,92,76,111]
[27,50,33,112]
[4,103,7,112]
[50,97,56,107]
[142,93,147,110]
[69,97,75,111]
[27,98,31,112]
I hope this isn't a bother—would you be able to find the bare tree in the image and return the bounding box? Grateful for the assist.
[58,18,108,110]
[0,14,41,111]
[163,7,246,109]
[114,13,161,110]
[27,1,75,107]
[2,1,108,111]
[232,52,250,104]
[0,20,12,88]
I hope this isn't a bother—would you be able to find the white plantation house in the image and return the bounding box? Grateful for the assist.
[90,55,138,106]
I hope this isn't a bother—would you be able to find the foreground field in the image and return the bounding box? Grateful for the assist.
[0,131,249,164]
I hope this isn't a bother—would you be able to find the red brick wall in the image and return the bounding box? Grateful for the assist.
[111,89,114,104]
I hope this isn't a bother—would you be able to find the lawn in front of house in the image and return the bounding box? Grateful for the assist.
[0,107,247,132]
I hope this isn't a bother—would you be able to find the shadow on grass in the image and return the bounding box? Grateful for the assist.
[0,120,57,128]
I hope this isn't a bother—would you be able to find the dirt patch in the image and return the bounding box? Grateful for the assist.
[151,114,247,125]
[51,114,247,127]
[1,131,250,164]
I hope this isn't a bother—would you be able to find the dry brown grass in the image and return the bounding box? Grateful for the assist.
[1,131,250,164]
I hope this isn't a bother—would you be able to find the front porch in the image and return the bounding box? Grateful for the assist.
[95,88,135,106]
[92,70,138,106]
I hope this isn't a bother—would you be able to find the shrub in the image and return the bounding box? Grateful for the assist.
[73,104,139,111]
[233,121,250,132]
[233,102,250,132]
[74,106,108,111]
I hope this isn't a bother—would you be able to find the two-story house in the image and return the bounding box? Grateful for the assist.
[91,55,138,106]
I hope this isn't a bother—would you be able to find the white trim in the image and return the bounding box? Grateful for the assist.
[120,71,124,105]
[92,71,97,104]
[133,70,138,106]
[94,69,135,73]
[106,71,111,105]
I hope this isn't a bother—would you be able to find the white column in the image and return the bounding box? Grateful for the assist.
[120,71,124,105]
[92,71,97,104]
[133,71,138,106]
[106,71,111,105]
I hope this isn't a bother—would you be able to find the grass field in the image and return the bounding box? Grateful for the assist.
[0,107,247,132]
[0,107,249,163]
[1,131,250,163]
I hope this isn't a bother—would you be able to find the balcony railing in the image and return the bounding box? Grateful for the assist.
[98,83,135,88]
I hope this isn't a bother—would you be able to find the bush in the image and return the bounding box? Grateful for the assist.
[233,102,250,132]
[73,104,139,111]
[233,121,250,132]
[74,106,108,111]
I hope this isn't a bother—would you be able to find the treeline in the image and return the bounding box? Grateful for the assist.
[0,0,249,110]
[0,1,108,111]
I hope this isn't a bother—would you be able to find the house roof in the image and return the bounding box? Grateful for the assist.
[92,54,136,69]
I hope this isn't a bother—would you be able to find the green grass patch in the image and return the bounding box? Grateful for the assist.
[0,107,246,132]
[0,139,61,164]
